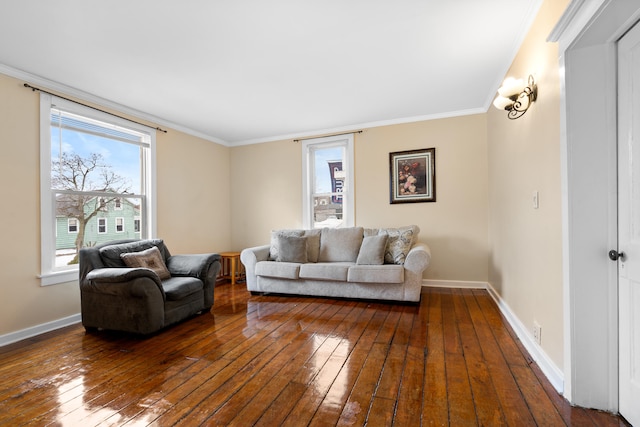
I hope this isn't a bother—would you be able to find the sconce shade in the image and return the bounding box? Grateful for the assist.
[493,75,537,119]
[493,95,513,110]
[497,77,527,98]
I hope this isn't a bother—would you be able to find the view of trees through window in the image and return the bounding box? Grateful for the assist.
[50,108,148,267]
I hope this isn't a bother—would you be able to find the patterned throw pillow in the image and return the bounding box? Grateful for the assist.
[376,225,419,265]
[120,246,171,280]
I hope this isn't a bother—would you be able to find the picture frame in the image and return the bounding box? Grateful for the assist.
[389,148,436,204]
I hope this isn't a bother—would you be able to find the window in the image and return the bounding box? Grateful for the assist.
[40,93,156,285]
[97,218,107,234]
[302,134,354,229]
[134,217,141,233]
[115,217,124,233]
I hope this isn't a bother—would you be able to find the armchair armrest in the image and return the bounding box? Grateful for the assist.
[83,267,165,299]
[166,253,220,279]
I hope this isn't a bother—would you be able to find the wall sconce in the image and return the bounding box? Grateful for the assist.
[493,75,537,119]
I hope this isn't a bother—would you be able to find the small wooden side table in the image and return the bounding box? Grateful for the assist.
[219,251,244,285]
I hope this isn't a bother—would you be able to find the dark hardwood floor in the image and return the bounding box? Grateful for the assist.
[0,283,630,426]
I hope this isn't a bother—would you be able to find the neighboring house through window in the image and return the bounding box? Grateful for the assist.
[40,93,156,285]
[302,134,354,229]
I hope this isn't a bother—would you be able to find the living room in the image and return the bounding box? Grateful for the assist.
[0,0,638,424]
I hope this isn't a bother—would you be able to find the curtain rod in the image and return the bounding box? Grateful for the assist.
[23,83,168,133]
[293,130,362,143]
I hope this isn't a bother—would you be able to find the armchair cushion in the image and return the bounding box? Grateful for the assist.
[120,246,171,280]
[162,277,204,301]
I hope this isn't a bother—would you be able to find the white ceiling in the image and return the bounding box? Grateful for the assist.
[0,1,544,146]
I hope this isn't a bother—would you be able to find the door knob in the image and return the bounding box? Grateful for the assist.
[609,250,625,261]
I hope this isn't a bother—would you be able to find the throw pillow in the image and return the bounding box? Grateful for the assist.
[276,235,308,263]
[379,225,419,264]
[356,234,388,265]
[269,229,304,261]
[120,246,171,280]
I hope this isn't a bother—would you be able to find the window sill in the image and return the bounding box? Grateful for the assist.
[39,269,78,286]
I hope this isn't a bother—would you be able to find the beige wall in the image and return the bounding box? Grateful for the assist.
[231,114,489,282]
[0,72,231,337]
[487,0,568,368]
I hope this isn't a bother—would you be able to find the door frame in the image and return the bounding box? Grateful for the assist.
[550,0,640,412]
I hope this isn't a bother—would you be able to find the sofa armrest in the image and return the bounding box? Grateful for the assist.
[404,243,431,273]
[241,245,270,291]
[83,267,165,299]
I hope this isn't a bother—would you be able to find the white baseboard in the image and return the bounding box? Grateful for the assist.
[0,313,81,348]
[422,279,564,394]
[485,283,564,394]
[423,279,487,289]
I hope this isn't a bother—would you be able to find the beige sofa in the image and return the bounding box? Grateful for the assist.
[240,226,430,302]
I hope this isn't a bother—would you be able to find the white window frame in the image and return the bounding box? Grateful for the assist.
[302,134,355,229]
[115,217,125,233]
[39,93,157,285]
[114,198,123,210]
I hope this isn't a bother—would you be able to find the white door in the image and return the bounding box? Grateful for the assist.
[618,20,640,427]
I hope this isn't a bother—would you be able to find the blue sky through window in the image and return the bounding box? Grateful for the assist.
[51,126,142,194]
[314,146,342,194]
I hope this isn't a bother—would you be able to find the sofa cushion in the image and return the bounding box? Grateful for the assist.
[299,263,351,281]
[356,234,388,265]
[99,239,166,268]
[255,261,301,279]
[120,246,171,280]
[276,235,308,263]
[347,265,404,284]
[318,227,364,262]
[161,276,203,300]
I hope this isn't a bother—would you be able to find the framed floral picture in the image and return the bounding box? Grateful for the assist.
[389,148,436,204]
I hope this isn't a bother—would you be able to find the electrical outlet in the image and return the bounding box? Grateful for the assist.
[533,321,542,345]
[533,191,539,209]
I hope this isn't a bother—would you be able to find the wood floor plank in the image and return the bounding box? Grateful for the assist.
[0,284,630,427]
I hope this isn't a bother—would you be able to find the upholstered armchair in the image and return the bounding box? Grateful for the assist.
[79,239,220,334]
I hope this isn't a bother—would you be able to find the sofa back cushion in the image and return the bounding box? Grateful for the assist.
[318,227,364,262]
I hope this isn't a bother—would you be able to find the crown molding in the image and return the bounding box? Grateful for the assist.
[231,107,486,146]
[0,63,229,146]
